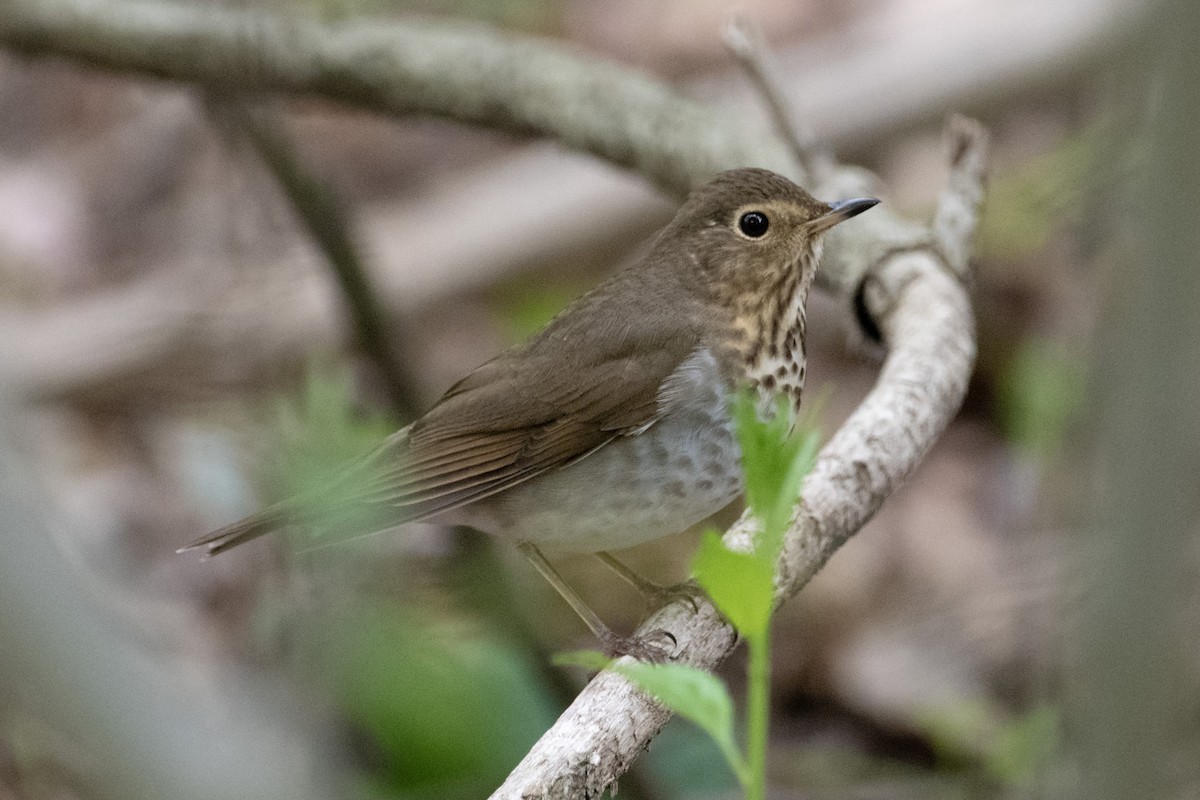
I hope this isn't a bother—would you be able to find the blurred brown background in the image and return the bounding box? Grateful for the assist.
[1,0,1196,799]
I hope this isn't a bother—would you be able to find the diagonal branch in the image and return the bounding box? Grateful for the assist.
[203,96,422,420]
[491,119,985,799]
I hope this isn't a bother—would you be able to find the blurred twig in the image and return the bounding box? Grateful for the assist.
[723,15,835,185]
[205,97,421,420]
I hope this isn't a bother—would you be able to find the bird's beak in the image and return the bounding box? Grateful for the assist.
[804,197,880,236]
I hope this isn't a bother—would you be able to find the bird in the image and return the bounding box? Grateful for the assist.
[181,167,878,657]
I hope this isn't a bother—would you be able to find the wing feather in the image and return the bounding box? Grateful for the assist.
[183,272,711,554]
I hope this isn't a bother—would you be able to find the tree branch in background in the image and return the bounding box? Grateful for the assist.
[0,0,1138,404]
[0,0,792,196]
[203,96,421,420]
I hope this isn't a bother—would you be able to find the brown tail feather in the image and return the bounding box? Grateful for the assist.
[178,507,289,557]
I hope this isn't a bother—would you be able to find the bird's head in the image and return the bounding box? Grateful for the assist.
[657,168,877,363]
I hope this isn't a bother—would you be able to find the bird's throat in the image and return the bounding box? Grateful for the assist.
[736,248,816,407]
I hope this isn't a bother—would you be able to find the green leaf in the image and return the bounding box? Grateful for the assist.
[555,650,748,784]
[731,389,821,556]
[692,530,774,640]
[267,366,401,548]
[986,705,1059,786]
[614,661,745,783]
[320,602,558,797]
[917,700,1060,788]
[762,427,819,553]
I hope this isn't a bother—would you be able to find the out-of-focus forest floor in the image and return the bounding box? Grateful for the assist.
[1,0,1190,798]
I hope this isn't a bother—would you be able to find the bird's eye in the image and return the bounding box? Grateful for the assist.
[738,211,769,238]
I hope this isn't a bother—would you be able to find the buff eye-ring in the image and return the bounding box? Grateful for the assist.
[738,211,769,238]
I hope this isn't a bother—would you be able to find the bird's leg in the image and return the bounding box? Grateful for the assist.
[517,542,676,661]
[594,551,704,612]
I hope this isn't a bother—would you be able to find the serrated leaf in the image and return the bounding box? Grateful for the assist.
[731,389,821,557]
[693,530,774,640]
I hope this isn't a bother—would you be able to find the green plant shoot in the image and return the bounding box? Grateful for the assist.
[560,387,821,799]
[555,650,748,784]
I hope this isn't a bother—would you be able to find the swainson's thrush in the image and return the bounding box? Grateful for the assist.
[182,168,877,655]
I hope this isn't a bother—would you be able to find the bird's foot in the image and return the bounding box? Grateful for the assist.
[598,627,678,663]
[642,578,706,613]
[594,553,707,612]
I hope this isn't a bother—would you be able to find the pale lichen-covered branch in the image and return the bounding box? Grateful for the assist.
[491,119,985,800]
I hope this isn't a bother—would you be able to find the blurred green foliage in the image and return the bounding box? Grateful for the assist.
[491,276,584,345]
[997,338,1086,457]
[269,367,394,493]
[641,721,742,799]
[260,369,569,797]
[918,701,1060,789]
[977,128,1103,262]
[262,369,561,794]
[319,602,559,799]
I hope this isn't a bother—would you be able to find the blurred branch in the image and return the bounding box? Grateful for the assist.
[0,0,787,197]
[0,0,1139,404]
[723,15,835,185]
[205,97,421,419]
[1074,2,1200,796]
[0,401,341,800]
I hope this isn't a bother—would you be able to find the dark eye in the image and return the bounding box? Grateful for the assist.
[738,211,769,238]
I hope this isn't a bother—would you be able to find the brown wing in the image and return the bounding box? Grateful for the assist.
[183,268,706,555]
[355,326,700,522]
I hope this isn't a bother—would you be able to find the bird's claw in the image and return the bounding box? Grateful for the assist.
[599,628,679,663]
[645,578,706,613]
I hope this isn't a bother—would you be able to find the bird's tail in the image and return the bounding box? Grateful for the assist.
[178,428,415,557]
[177,507,289,557]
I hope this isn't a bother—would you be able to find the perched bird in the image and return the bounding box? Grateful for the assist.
[182,167,877,655]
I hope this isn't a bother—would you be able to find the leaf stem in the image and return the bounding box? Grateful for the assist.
[745,631,770,800]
